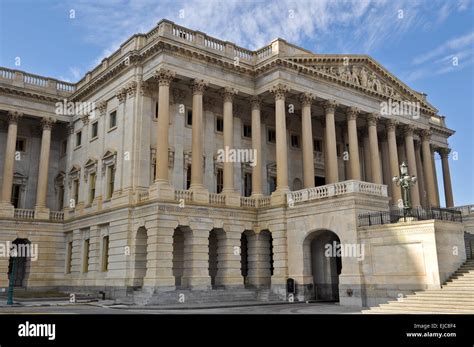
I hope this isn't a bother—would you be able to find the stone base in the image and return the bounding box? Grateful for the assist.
[223,190,241,207]
[149,182,175,201]
[0,202,14,218]
[189,186,209,204]
[34,206,50,220]
[270,189,289,206]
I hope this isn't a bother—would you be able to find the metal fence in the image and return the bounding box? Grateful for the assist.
[358,207,463,227]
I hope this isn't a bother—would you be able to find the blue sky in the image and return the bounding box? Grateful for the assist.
[1,0,473,206]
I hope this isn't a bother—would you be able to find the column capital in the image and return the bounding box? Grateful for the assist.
[403,124,416,137]
[270,83,289,101]
[367,113,380,126]
[438,147,451,158]
[115,88,127,103]
[155,68,176,86]
[7,111,23,124]
[126,80,138,97]
[299,92,314,107]
[386,119,399,131]
[321,99,338,113]
[191,79,209,95]
[67,122,75,135]
[222,87,238,102]
[420,128,432,141]
[96,100,107,115]
[346,106,359,120]
[81,115,90,126]
[41,117,55,130]
[250,96,262,110]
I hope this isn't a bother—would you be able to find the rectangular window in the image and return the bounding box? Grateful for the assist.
[60,139,67,156]
[267,129,276,143]
[107,166,115,199]
[75,131,82,147]
[11,184,21,208]
[15,138,26,152]
[269,176,277,194]
[243,173,252,197]
[291,134,300,148]
[91,121,98,139]
[155,102,159,119]
[82,239,90,273]
[186,165,191,189]
[89,173,96,204]
[58,185,64,210]
[66,241,73,274]
[109,111,117,129]
[216,168,223,193]
[216,117,223,132]
[314,139,323,152]
[337,143,342,157]
[101,236,109,272]
[243,123,252,138]
[186,109,193,126]
[72,179,80,206]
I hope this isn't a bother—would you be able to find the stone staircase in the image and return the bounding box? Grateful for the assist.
[364,259,474,314]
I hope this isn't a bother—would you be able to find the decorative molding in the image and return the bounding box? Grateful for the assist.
[41,117,55,130]
[115,88,127,103]
[299,92,314,107]
[346,106,359,121]
[222,87,238,103]
[321,99,338,113]
[126,80,138,97]
[154,68,176,86]
[191,79,208,95]
[7,110,23,124]
[96,100,107,115]
[250,96,262,110]
[270,83,289,100]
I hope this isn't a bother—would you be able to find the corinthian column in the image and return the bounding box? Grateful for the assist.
[346,107,361,181]
[322,100,339,184]
[270,84,289,204]
[386,120,402,205]
[222,87,238,194]
[403,125,420,207]
[420,130,437,207]
[439,148,454,207]
[251,96,263,196]
[0,111,22,216]
[300,92,315,188]
[154,69,175,185]
[368,113,382,184]
[35,117,55,219]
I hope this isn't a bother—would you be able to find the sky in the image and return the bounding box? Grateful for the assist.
[0,0,473,206]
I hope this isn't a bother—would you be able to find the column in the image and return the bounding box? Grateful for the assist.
[362,131,372,182]
[420,130,437,207]
[439,148,454,207]
[0,111,22,215]
[300,92,315,188]
[414,141,427,208]
[215,227,244,288]
[386,120,402,205]
[346,107,361,180]
[222,87,238,194]
[431,147,440,206]
[35,117,55,219]
[251,96,263,196]
[380,133,392,198]
[367,114,382,184]
[189,80,209,203]
[182,224,211,290]
[270,84,289,203]
[403,125,420,207]
[322,100,339,184]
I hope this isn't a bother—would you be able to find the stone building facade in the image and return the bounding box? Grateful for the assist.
[0,19,468,307]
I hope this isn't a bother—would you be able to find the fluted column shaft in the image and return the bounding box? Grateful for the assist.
[421,130,437,207]
[251,97,262,196]
[1,112,21,204]
[404,126,420,207]
[190,80,208,189]
[222,88,237,193]
[431,149,440,206]
[386,120,402,204]
[323,100,339,184]
[155,70,175,184]
[271,84,289,191]
[300,93,315,188]
[36,118,54,208]
[440,148,454,207]
[368,114,382,184]
[346,107,361,180]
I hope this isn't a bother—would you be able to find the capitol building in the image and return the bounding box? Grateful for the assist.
[0,19,472,310]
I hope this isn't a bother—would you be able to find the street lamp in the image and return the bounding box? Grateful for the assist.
[392,162,417,220]
[7,248,17,305]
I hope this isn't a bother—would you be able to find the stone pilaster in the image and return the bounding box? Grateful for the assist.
[247,231,272,288]
[251,96,263,196]
[215,226,244,288]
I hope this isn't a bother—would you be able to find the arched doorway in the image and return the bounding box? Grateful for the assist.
[134,227,147,287]
[208,229,219,288]
[305,230,342,301]
[172,227,185,287]
[8,238,30,288]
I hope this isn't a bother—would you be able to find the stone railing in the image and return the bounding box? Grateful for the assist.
[0,67,76,94]
[14,209,35,220]
[240,196,271,208]
[209,193,226,205]
[454,204,474,216]
[138,191,150,202]
[286,180,388,205]
[174,189,193,202]
[240,196,256,208]
[49,211,64,221]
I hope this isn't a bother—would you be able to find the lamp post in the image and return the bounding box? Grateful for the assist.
[7,248,17,305]
[392,162,417,220]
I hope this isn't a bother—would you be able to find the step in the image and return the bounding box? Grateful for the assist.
[372,305,474,313]
[385,299,474,307]
[409,293,474,299]
[404,296,474,302]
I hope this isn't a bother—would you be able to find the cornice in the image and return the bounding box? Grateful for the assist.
[0,85,63,103]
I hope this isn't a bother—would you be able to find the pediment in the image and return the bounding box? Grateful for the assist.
[84,157,98,168]
[102,149,117,160]
[69,165,81,174]
[285,56,437,113]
